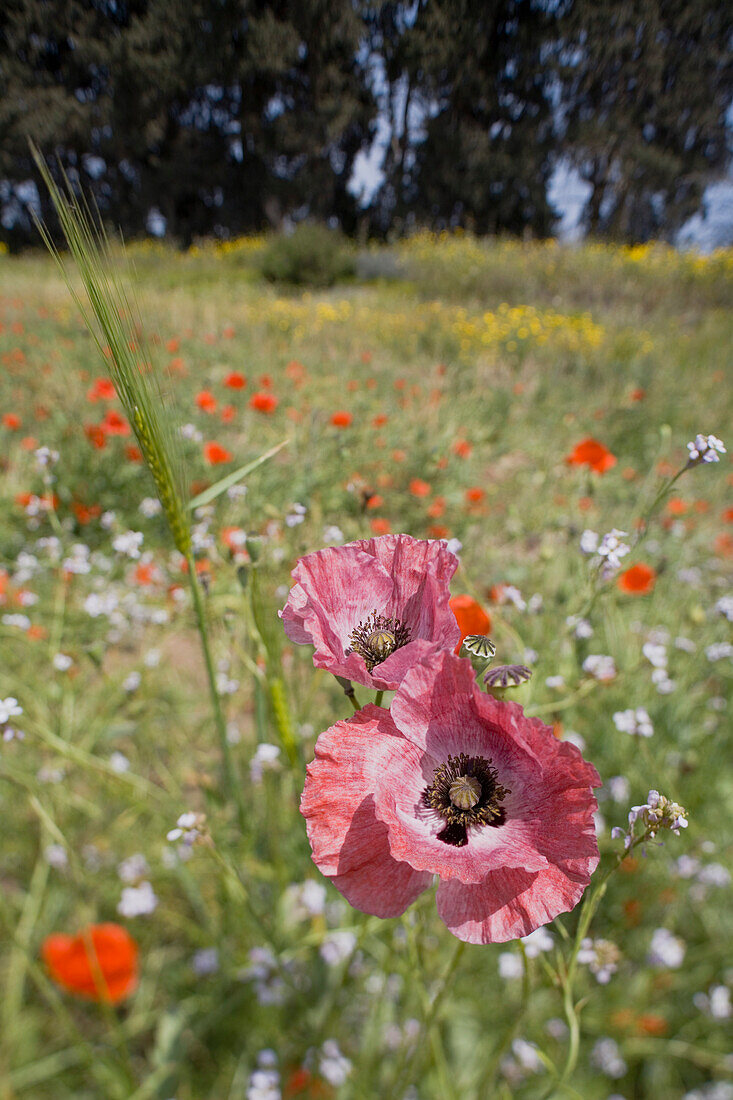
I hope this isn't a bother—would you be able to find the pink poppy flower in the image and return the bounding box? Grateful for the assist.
[301,650,601,943]
[279,534,460,691]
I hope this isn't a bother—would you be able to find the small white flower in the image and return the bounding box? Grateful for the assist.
[117,881,158,917]
[139,497,162,517]
[34,446,59,468]
[582,654,616,681]
[566,614,593,639]
[446,537,463,557]
[545,675,565,689]
[694,985,731,1020]
[521,926,554,957]
[118,853,150,883]
[613,707,653,737]
[706,642,733,662]
[123,671,142,693]
[498,952,524,980]
[714,595,733,622]
[591,1037,627,1079]
[180,423,203,442]
[319,1039,352,1087]
[580,529,599,554]
[44,844,69,869]
[52,653,73,671]
[250,743,281,783]
[0,697,23,724]
[648,927,685,969]
[3,613,31,630]
[320,930,357,966]
[109,751,130,773]
[112,530,144,558]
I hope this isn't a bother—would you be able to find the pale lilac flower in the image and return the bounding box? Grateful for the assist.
[567,615,593,639]
[44,844,68,870]
[706,642,733,662]
[192,948,220,976]
[52,653,73,671]
[139,497,162,517]
[34,446,59,468]
[498,952,524,980]
[521,926,554,957]
[123,671,141,693]
[322,525,345,544]
[714,596,733,622]
[112,530,144,558]
[686,433,726,464]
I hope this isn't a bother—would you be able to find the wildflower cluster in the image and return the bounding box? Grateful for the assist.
[612,790,689,850]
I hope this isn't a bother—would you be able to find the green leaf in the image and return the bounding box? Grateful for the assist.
[188,439,289,510]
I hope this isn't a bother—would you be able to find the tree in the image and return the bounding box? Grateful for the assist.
[554,0,733,241]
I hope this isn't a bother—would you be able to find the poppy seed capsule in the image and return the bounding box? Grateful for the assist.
[449,775,482,810]
[366,629,396,662]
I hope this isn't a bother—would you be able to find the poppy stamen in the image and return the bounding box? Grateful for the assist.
[423,752,509,846]
[347,610,411,672]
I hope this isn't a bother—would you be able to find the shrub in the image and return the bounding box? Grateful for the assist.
[258,223,355,287]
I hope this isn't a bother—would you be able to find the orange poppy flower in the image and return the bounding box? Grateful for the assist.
[630,387,646,402]
[409,478,431,498]
[224,372,246,390]
[220,405,236,423]
[3,413,21,430]
[617,563,657,595]
[250,392,278,414]
[125,445,143,462]
[42,923,138,1004]
[452,438,472,459]
[85,424,107,449]
[427,496,446,518]
[204,441,232,465]
[465,487,484,504]
[331,411,353,428]
[370,518,391,535]
[449,594,492,653]
[565,438,617,474]
[195,390,217,413]
[372,414,388,428]
[666,497,688,515]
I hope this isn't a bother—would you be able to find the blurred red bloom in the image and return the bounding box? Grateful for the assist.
[409,478,431,498]
[42,923,138,1004]
[85,424,107,449]
[2,413,21,430]
[452,438,472,459]
[204,441,232,465]
[331,411,352,428]
[617,563,657,594]
[86,377,116,402]
[370,517,391,535]
[125,445,143,462]
[220,405,236,423]
[250,392,278,413]
[102,410,130,436]
[224,372,246,389]
[566,438,616,473]
[195,390,217,413]
[372,414,388,427]
[449,594,491,653]
[630,388,646,402]
[465,487,484,504]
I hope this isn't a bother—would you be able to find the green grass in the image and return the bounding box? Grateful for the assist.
[0,236,731,1100]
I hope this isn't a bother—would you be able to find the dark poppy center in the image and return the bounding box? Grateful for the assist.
[422,752,509,847]
[347,610,411,672]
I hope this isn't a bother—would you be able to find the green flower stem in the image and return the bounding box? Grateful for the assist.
[374,690,384,708]
[185,552,246,833]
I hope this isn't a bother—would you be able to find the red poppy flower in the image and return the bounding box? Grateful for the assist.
[452,439,472,459]
[85,424,107,449]
[125,445,143,462]
[42,923,138,1003]
[301,650,600,942]
[204,441,232,465]
[3,413,21,430]
[409,479,431,498]
[465,487,484,504]
[617,563,657,594]
[372,414,388,428]
[566,438,617,474]
[630,388,646,402]
[224,372,246,390]
[449,594,492,653]
[220,405,235,423]
[250,392,278,414]
[427,497,446,518]
[86,378,116,402]
[280,534,460,691]
[195,390,217,413]
[102,410,130,436]
[331,411,353,428]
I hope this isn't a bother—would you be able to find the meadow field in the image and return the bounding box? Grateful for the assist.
[0,233,731,1100]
